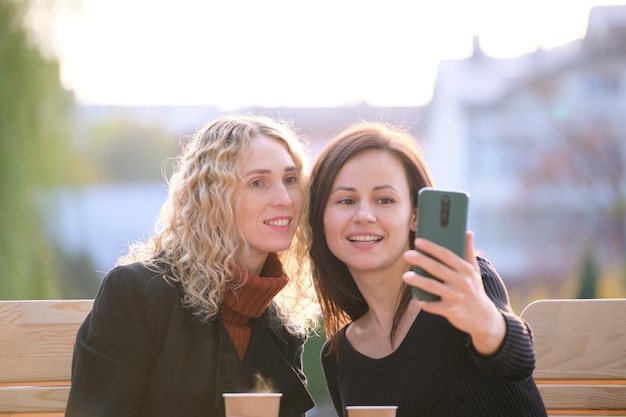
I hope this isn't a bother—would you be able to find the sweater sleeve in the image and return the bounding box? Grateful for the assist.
[466,257,537,381]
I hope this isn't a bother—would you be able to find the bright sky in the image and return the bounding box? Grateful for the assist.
[52,0,625,109]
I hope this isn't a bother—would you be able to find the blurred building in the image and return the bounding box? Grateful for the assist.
[420,4,626,284]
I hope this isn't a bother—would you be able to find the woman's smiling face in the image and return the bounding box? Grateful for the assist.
[323,149,416,278]
[236,134,303,271]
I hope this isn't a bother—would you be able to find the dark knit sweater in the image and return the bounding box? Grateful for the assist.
[322,258,548,417]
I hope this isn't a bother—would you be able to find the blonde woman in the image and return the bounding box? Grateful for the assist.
[66,115,319,417]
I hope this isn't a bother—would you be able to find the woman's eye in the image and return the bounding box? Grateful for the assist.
[378,197,394,204]
[250,179,263,187]
[284,175,298,185]
[337,198,355,205]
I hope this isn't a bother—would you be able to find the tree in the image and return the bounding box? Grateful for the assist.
[523,123,626,279]
[0,0,75,298]
[576,247,599,299]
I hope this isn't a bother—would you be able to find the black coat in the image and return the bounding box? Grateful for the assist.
[66,262,314,417]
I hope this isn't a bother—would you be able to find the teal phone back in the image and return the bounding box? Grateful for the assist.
[412,188,469,301]
[416,188,469,258]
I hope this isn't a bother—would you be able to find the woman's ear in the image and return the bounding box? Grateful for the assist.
[410,208,417,232]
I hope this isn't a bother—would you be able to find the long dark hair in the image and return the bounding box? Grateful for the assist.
[309,122,434,353]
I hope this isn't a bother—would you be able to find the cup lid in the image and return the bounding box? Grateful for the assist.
[223,392,283,397]
[346,405,398,409]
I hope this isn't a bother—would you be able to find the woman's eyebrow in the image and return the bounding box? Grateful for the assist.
[330,184,399,194]
[243,165,299,177]
[330,185,356,194]
[373,184,399,192]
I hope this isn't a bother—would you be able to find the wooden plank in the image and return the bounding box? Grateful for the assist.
[546,413,626,416]
[521,299,626,415]
[0,414,63,417]
[521,299,626,380]
[537,380,626,386]
[0,386,69,414]
[538,384,626,410]
[0,300,92,383]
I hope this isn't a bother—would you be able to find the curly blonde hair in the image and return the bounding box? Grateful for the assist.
[119,114,319,335]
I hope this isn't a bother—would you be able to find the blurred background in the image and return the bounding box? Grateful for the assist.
[2,0,626,414]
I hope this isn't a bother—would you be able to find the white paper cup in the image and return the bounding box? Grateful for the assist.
[346,405,398,417]
[223,392,282,417]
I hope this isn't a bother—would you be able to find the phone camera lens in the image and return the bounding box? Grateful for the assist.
[440,195,451,227]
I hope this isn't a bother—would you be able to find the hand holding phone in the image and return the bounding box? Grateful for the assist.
[411,188,469,301]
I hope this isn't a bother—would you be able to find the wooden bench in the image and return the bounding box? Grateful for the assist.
[521,298,626,416]
[1,298,624,415]
[0,299,93,416]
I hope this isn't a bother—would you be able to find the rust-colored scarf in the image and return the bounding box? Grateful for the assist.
[221,253,288,360]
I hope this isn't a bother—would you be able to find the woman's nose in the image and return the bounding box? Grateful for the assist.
[353,203,375,223]
[272,184,294,207]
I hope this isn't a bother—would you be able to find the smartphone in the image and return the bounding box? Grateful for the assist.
[411,188,469,301]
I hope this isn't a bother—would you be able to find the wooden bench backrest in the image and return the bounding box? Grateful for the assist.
[2,298,624,415]
[0,299,93,416]
[521,298,626,416]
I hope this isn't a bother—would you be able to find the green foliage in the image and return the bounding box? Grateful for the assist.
[576,247,599,299]
[52,245,101,299]
[303,327,332,405]
[0,0,74,299]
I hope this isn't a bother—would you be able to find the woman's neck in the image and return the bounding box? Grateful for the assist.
[348,299,421,358]
[237,252,268,276]
[350,262,408,316]
[347,262,420,357]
